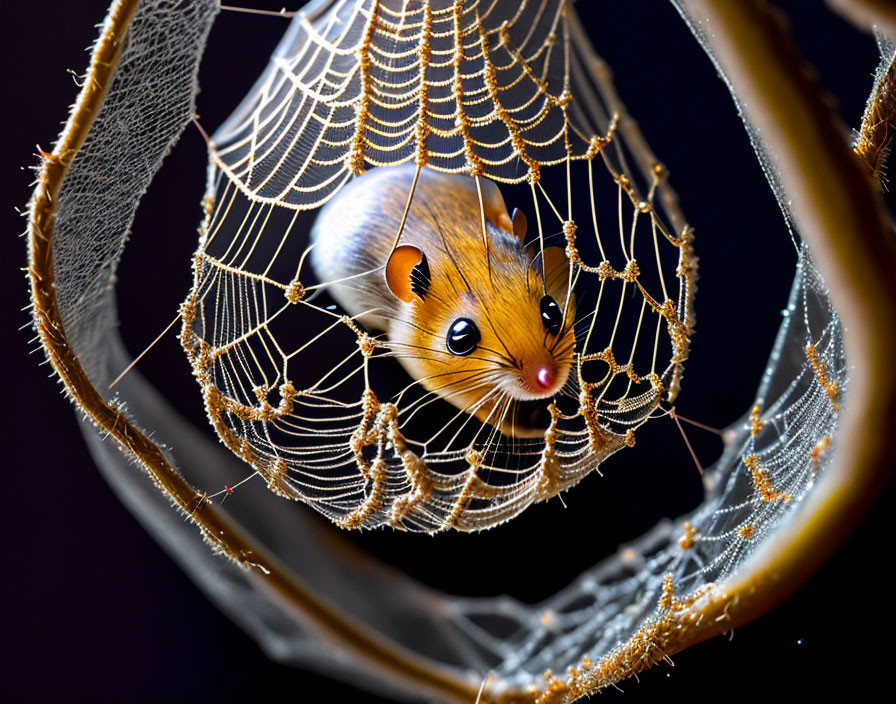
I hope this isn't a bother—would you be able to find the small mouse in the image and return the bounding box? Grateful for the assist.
[310,164,576,438]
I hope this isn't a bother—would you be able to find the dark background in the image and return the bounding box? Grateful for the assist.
[2,1,893,701]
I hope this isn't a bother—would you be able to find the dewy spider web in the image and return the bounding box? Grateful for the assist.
[27,0,873,700]
[180,0,697,531]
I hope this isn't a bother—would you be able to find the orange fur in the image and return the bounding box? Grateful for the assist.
[311,165,576,438]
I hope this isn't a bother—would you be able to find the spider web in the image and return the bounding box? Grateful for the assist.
[180,0,696,532]
[30,0,858,700]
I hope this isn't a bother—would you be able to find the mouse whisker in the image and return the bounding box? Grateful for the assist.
[365,312,440,338]
[480,393,513,462]
[398,370,502,419]
[550,338,577,359]
[442,387,510,456]
[305,264,385,292]
[381,337,517,370]
[425,386,503,451]
[559,388,578,402]
[406,369,498,404]
[403,378,501,429]
[399,378,496,427]
[391,368,497,407]
[375,317,514,371]
[508,398,520,453]
[381,340,513,369]
[474,344,519,369]
[549,324,577,353]
[481,393,523,466]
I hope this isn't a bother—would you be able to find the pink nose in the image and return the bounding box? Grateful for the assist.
[536,366,554,390]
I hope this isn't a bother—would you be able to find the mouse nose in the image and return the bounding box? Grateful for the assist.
[515,358,569,400]
[536,366,554,390]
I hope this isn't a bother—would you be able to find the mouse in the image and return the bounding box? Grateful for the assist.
[310,164,576,439]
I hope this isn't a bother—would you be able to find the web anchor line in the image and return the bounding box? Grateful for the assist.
[669,406,705,477]
[109,312,181,390]
[219,5,296,19]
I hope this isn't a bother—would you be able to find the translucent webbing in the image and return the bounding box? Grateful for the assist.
[52,0,219,386]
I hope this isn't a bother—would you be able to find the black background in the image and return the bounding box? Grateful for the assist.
[2,1,894,702]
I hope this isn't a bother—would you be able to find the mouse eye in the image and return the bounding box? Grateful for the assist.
[446,318,480,356]
[540,295,564,335]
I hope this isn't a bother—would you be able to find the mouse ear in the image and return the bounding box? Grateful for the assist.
[386,245,431,303]
[476,176,514,234]
[511,208,527,241]
[530,246,571,300]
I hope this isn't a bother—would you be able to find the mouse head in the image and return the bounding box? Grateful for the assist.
[385,209,576,435]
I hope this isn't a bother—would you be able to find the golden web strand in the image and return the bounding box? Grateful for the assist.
[181,0,696,532]
[210,0,592,209]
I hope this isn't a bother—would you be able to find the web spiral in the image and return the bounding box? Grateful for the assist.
[180,0,696,532]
